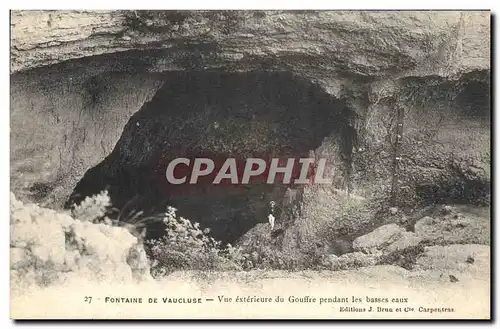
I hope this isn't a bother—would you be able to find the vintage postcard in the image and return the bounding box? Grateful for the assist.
[9,10,491,319]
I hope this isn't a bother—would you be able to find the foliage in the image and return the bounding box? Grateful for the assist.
[238,243,325,271]
[145,206,243,277]
[70,190,112,223]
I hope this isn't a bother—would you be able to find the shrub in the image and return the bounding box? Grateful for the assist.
[71,190,112,223]
[144,206,243,277]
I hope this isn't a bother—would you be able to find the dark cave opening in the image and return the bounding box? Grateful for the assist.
[449,70,490,121]
[455,78,491,119]
[66,71,354,243]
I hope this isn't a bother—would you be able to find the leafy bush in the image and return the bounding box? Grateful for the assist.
[144,206,243,277]
[71,190,112,223]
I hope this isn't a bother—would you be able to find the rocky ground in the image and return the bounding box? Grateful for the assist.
[10,192,490,319]
[324,204,490,272]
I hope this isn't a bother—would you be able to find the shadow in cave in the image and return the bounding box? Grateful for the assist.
[66,71,355,243]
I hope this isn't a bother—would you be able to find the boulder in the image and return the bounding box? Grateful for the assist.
[235,223,275,250]
[385,231,423,254]
[352,224,406,253]
[10,193,151,294]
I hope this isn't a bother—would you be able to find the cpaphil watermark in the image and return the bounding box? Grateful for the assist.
[165,157,333,185]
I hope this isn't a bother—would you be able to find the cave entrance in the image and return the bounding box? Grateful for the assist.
[67,71,354,243]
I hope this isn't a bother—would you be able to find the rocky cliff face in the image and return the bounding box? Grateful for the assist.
[10,11,490,78]
[10,10,490,244]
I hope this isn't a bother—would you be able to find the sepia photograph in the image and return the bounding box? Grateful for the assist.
[8,9,491,320]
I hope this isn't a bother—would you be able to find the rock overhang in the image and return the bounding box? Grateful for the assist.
[9,10,491,243]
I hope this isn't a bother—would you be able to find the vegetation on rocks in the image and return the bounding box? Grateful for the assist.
[10,186,491,291]
[10,192,150,294]
[145,206,244,276]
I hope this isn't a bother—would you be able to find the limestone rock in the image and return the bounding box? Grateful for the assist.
[10,192,151,294]
[414,210,490,245]
[352,224,406,253]
[11,11,490,79]
[385,231,423,254]
[414,244,489,276]
[327,251,381,270]
[235,223,274,250]
[321,254,339,268]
